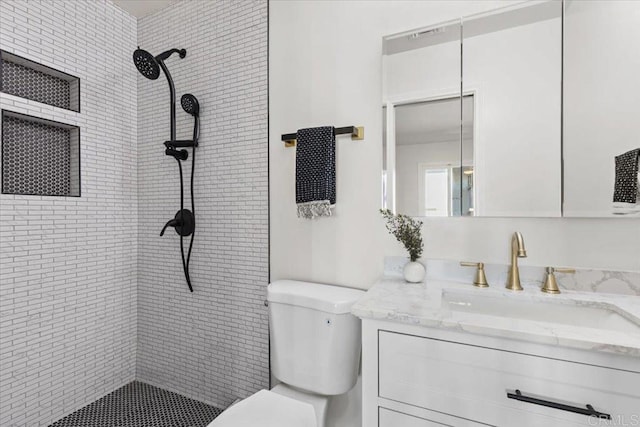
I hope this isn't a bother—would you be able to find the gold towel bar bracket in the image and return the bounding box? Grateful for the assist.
[282,126,364,147]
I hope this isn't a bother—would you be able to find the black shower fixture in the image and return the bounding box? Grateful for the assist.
[165,147,188,161]
[160,209,195,237]
[134,47,200,292]
[133,47,187,141]
[181,93,200,117]
[133,48,161,80]
[180,93,200,151]
[133,48,186,80]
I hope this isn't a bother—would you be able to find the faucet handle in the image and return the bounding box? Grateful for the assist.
[553,267,576,274]
[460,262,489,288]
[541,267,575,294]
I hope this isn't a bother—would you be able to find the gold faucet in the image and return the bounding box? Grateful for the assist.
[506,232,527,291]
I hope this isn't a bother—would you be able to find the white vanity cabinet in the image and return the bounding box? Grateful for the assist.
[362,320,640,427]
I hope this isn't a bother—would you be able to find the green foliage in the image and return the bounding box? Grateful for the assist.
[380,209,424,262]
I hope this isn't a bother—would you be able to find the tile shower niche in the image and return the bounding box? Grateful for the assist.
[0,51,81,196]
[0,50,80,112]
[2,111,80,196]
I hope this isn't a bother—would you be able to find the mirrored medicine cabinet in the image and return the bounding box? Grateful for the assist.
[382,0,640,218]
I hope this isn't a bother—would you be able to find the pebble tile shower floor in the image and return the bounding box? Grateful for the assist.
[48,382,222,427]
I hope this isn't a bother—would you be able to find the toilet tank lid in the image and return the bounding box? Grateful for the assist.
[268,280,365,314]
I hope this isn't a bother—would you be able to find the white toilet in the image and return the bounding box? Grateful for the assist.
[209,279,364,427]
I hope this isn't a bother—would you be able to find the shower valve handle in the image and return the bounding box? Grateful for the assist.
[160,218,180,236]
[160,209,195,237]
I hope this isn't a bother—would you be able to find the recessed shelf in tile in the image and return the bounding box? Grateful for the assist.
[1,110,80,197]
[0,50,80,112]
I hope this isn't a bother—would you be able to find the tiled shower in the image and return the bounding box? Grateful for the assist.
[136,0,269,408]
[0,0,269,426]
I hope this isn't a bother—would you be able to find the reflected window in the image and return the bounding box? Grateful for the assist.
[390,96,474,217]
[420,167,450,216]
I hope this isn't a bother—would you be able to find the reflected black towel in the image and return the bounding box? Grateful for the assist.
[295,126,336,219]
[613,148,640,203]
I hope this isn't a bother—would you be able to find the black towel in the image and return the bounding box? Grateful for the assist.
[613,148,640,204]
[295,126,336,218]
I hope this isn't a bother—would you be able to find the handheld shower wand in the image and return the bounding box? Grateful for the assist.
[134,47,199,292]
[179,94,200,288]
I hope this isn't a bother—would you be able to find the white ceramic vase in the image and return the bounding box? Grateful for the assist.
[403,261,425,283]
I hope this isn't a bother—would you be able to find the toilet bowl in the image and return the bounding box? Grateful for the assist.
[208,280,364,427]
[208,384,327,427]
[207,389,315,427]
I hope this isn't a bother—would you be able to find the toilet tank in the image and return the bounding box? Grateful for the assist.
[268,280,365,396]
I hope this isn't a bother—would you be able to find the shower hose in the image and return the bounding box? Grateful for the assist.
[175,117,198,292]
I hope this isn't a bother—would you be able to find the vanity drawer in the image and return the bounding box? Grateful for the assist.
[379,407,486,427]
[378,331,640,426]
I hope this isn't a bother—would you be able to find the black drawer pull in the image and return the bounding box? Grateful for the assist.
[507,389,611,420]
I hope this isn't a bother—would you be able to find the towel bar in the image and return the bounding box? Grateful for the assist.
[282,126,364,147]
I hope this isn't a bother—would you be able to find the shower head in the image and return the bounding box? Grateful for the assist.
[133,48,160,80]
[133,47,186,80]
[181,94,200,116]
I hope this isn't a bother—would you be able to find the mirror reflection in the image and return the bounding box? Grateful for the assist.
[563,0,640,217]
[394,97,474,217]
[383,1,562,218]
[383,19,462,216]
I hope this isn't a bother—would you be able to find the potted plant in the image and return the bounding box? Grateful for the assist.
[380,209,425,283]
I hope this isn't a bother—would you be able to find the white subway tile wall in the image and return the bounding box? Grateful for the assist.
[0,1,138,426]
[136,0,269,409]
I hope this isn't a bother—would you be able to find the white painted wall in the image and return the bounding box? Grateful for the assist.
[563,0,640,217]
[0,1,138,425]
[269,0,640,290]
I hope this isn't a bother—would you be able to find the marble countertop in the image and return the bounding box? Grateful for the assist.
[351,277,640,356]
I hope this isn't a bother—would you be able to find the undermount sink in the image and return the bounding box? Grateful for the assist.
[443,291,640,335]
